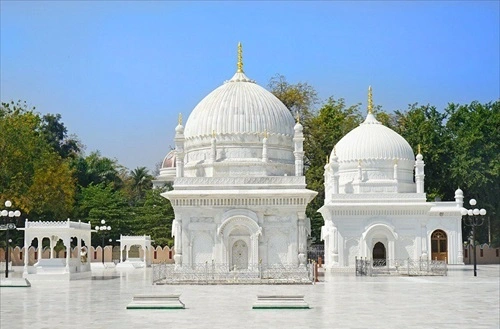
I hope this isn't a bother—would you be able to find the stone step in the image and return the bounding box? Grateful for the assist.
[127,294,185,309]
[252,295,310,309]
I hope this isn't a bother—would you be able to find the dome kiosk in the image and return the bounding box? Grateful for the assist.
[320,87,464,270]
[162,44,317,272]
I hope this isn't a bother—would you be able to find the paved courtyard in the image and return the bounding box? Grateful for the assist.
[1,265,499,329]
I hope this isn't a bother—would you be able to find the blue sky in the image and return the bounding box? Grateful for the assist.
[1,1,499,172]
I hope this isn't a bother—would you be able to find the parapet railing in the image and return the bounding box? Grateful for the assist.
[355,257,447,276]
[152,262,314,285]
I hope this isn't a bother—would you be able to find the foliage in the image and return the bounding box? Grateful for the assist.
[302,97,363,240]
[445,101,500,245]
[268,74,319,120]
[0,101,75,219]
[78,183,131,245]
[130,188,175,247]
[392,104,451,200]
[2,93,499,249]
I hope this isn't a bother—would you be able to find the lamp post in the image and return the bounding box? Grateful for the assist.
[461,199,487,277]
[1,200,21,278]
[95,220,111,265]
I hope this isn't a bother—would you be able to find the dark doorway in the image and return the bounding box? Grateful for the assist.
[372,242,386,266]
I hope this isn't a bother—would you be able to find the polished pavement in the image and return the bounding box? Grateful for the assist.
[1,265,499,329]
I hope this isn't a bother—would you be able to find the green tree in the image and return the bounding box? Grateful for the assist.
[303,97,363,241]
[445,101,500,246]
[73,151,123,189]
[131,187,175,246]
[127,167,153,205]
[392,104,451,200]
[268,74,319,120]
[78,183,131,245]
[0,101,76,219]
[40,113,81,159]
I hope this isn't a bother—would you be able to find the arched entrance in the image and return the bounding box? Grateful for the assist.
[372,242,386,266]
[231,240,248,270]
[431,230,447,262]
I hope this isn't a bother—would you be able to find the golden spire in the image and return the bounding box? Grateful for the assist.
[326,155,329,164]
[296,111,300,123]
[237,42,244,73]
[418,144,421,154]
[178,113,182,125]
[368,85,373,114]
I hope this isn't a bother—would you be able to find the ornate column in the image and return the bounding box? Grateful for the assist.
[172,218,182,266]
[262,131,268,163]
[175,114,185,178]
[37,237,42,261]
[297,213,309,267]
[250,233,259,271]
[293,118,304,176]
[64,238,71,272]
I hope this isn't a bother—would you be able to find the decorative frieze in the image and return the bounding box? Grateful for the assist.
[174,176,305,187]
[172,197,308,208]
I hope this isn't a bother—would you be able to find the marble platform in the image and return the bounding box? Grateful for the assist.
[0,265,498,329]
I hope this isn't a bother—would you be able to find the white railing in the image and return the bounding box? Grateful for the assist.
[153,262,314,285]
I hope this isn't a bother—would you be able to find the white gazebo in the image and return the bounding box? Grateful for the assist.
[115,235,153,269]
[22,219,92,280]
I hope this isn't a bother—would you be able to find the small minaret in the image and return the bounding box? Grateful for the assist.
[415,144,425,193]
[293,113,304,176]
[175,113,185,178]
[331,147,340,194]
[262,130,268,162]
[455,188,464,208]
[211,130,217,163]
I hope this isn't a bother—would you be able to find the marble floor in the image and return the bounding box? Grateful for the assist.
[1,265,499,329]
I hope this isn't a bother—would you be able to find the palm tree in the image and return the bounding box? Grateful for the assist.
[130,167,153,204]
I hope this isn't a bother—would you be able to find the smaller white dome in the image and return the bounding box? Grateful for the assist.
[333,113,415,163]
[330,112,416,194]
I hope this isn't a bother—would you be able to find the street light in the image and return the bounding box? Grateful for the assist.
[95,220,111,265]
[461,198,487,277]
[1,200,21,278]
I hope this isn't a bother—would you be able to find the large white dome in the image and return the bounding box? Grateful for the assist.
[180,52,296,178]
[184,72,295,138]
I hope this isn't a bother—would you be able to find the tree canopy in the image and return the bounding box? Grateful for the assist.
[1,86,498,248]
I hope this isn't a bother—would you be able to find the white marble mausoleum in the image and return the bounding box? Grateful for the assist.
[320,88,464,268]
[161,44,317,270]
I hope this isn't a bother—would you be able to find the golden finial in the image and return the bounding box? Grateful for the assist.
[296,112,300,123]
[326,155,329,164]
[418,144,421,154]
[368,86,373,114]
[178,113,182,125]
[237,42,244,73]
